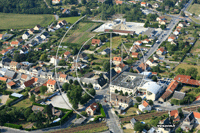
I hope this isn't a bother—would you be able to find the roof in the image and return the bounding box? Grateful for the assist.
[113,57,122,61]
[21,74,28,80]
[160,90,172,100]
[104,29,135,34]
[32,105,44,112]
[0,77,7,82]
[4,70,16,79]
[130,118,137,124]
[0,34,3,37]
[7,81,16,87]
[116,1,123,4]
[11,93,23,98]
[105,68,117,80]
[10,61,18,66]
[24,78,35,87]
[111,93,132,104]
[174,75,200,86]
[193,112,200,119]
[116,63,126,69]
[135,41,142,44]
[6,46,14,50]
[10,41,19,45]
[172,91,185,100]
[47,79,56,85]
[86,102,99,111]
[132,52,139,56]
[142,100,149,107]
[141,2,146,4]
[142,82,161,94]
[157,47,166,53]
[139,63,149,71]
[91,39,101,44]
[64,51,71,56]
[35,25,41,28]
[170,110,179,118]
[59,74,67,78]
[166,80,179,92]
[1,49,8,54]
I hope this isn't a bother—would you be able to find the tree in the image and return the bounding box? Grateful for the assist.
[81,0,86,4]
[62,82,69,91]
[160,24,166,30]
[198,107,200,112]
[103,61,110,71]
[30,94,35,102]
[186,67,198,79]
[73,80,79,85]
[125,92,128,96]
[149,100,154,106]
[180,11,185,17]
[40,54,47,61]
[24,108,33,119]
[44,105,52,118]
[25,87,31,92]
[176,68,185,75]
[136,97,142,102]
[58,59,66,66]
[88,83,93,88]
[152,75,157,82]
[175,127,183,133]
[134,122,146,131]
[152,66,160,73]
[88,54,94,60]
[69,79,73,84]
[40,86,48,95]
[77,111,87,119]
[119,90,123,95]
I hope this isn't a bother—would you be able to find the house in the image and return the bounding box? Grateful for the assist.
[172,91,185,100]
[0,68,7,76]
[142,28,155,37]
[10,41,20,47]
[21,77,36,89]
[181,112,195,131]
[22,31,30,40]
[7,81,16,89]
[56,23,63,29]
[141,2,147,7]
[85,102,99,116]
[28,28,34,35]
[104,68,117,81]
[33,25,41,31]
[40,32,49,40]
[115,1,124,5]
[78,53,88,62]
[10,61,20,71]
[47,79,57,92]
[156,47,166,55]
[19,64,29,74]
[138,101,151,112]
[91,39,102,46]
[168,35,176,42]
[20,47,29,55]
[58,20,67,25]
[21,74,31,81]
[135,63,149,73]
[111,93,133,110]
[101,48,110,55]
[134,41,142,45]
[130,118,137,128]
[156,16,166,21]
[178,22,187,27]
[81,76,107,90]
[113,57,122,65]
[6,46,14,52]
[50,56,60,65]
[129,1,137,4]
[152,3,159,8]
[47,72,54,79]
[35,36,42,44]
[62,9,70,14]
[40,71,47,79]
[64,51,71,58]
[174,75,200,86]
[0,34,3,40]
[142,39,150,44]
[114,63,128,74]
[131,52,139,58]
[1,49,9,56]
[4,70,16,79]
[159,80,179,102]
[159,20,167,25]
[29,66,42,77]
[130,45,141,52]
[158,118,172,133]
[173,29,180,35]
[59,74,67,82]
[4,62,11,69]
[146,59,158,67]
[169,110,180,122]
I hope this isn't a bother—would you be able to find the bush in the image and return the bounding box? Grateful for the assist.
[9,95,19,100]
[94,116,104,122]
[54,107,71,112]
[61,110,73,123]
[99,104,106,117]
[136,97,142,102]
[4,123,23,129]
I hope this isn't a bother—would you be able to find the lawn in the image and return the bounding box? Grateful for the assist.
[58,16,81,24]
[13,98,33,108]
[119,107,138,117]
[0,13,54,29]
[188,4,200,15]
[173,63,200,76]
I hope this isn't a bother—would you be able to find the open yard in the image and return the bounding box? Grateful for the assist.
[13,98,33,108]
[119,107,138,117]
[188,4,200,15]
[174,63,200,76]
[0,13,54,29]
[58,16,81,24]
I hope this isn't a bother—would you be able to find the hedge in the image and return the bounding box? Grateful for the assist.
[99,104,106,118]
[0,105,6,110]
[9,95,19,100]
[4,123,23,129]
[61,110,73,123]
[54,107,71,112]
[32,102,47,107]
[94,116,104,122]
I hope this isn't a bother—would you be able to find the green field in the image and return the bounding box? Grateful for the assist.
[0,13,54,29]
[58,16,81,24]
[174,63,200,76]
[188,4,200,15]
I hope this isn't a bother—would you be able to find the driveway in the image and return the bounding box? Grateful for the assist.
[46,93,72,110]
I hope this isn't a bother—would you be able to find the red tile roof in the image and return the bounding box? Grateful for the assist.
[151,72,157,75]
[142,101,149,107]
[24,78,35,87]
[193,112,200,119]
[132,52,139,56]
[116,1,123,4]
[10,41,19,45]
[116,63,125,69]
[113,57,122,61]
[6,46,14,50]
[139,63,149,70]
[141,2,146,4]
[47,79,56,85]
[21,74,28,80]
[59,74,67,78]
[157,47,166,53]
[7,81,16,87]
[86,102,99,111]
[1,49,8,54]
[0,77,7,82]
[166,80,179,93]
[64,51,71,56]
[160,90,172,101]
[0,34,3,38]
[174,75,200,86]
[10,61,18,66]
[170,110,179,118]
[91,39,101,45]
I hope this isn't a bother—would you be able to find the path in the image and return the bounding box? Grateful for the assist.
[43,0,51,8]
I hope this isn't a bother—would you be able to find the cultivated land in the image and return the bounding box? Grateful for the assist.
[174,63,200,76]
[0,13,54,29]
[58,16,81,24]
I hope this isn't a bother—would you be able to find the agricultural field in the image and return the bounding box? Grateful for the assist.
[58,16,81,24]
[173,63,200,76]
[0,13,54,29]
[13,98,33,108]
[188,4,200,15]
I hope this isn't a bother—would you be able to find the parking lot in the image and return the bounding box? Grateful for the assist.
[45,93,72,110]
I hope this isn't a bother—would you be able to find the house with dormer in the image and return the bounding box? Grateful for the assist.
[138,101,151,112]
[86,102,99,116]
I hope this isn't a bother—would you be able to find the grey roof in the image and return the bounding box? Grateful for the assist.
[112,72,144,90]
[4,62,10,66]
[142,28,155,37]
[130,118,136,124]
[4,70,16,79]
[172,91,185,100]
[111,93,133,104]
[103,48,111,54]
[81,76,107,87]
[24,31,29,35]
[40,71,47,76]
[20,65,29,70]
[79,53,87,58]
[97,76,107,87]
[105,68,117,80]
[47,72,54,76]
[184,112,195,122]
